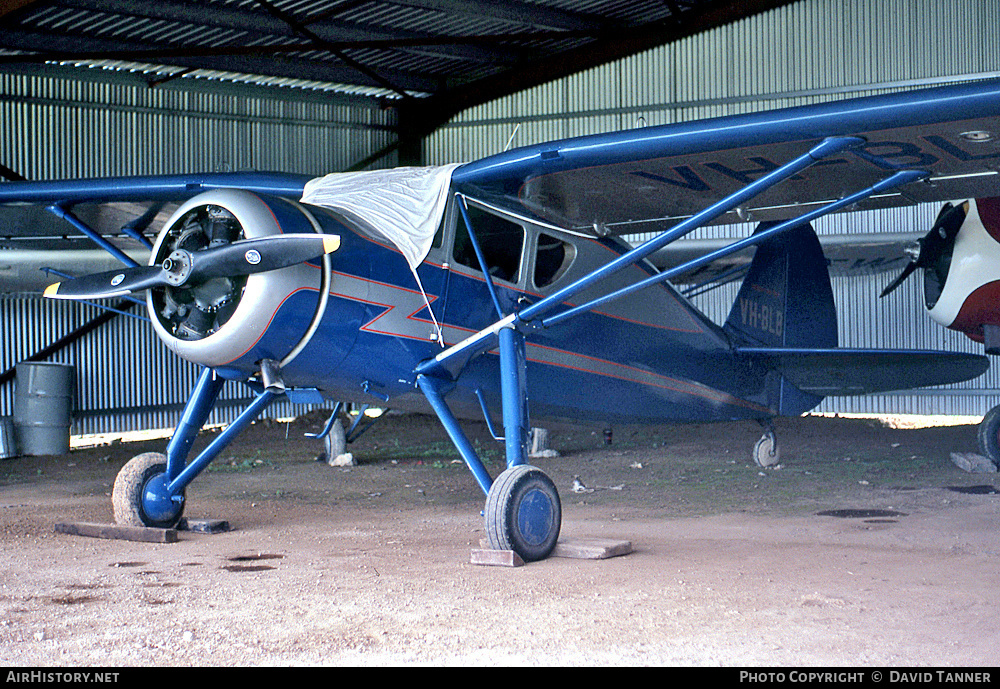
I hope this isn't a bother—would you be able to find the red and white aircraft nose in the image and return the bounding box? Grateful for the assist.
[928,197,1000,345]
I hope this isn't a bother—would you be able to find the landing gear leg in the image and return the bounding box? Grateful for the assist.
[484,326,561,561]
[112,367,280,528]
[308,402,389,465]
[308,402,347,463]
[416,325,561,563]
[753,419,780,468]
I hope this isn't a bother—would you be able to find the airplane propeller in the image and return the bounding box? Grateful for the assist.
[44,233,340,301]
[879,201,967,298]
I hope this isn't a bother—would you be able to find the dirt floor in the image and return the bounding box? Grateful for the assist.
[1,410,999,667]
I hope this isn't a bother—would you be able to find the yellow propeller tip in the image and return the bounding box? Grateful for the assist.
[43,283,60,298]
[323,235,341,254]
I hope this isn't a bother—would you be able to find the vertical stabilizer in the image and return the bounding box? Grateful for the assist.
[725,223,837,414]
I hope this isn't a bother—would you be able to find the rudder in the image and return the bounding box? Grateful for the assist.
[724,222,837,415]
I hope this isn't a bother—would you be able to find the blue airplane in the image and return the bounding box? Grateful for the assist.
[3,78,999,562]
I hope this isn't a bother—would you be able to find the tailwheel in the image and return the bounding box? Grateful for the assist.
[976,405,1000,466]
[112,452,185,528]
[485,465,561,562]
[752,430,780,468]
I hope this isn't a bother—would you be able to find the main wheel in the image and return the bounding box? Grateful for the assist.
[112,452,184,528]
[752,431,780,468]
[485,465,561,562]
[977,405,1000,465]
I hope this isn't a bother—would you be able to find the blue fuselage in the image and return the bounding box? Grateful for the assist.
[220,202,774,426]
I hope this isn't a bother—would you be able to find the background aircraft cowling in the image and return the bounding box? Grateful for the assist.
[881,197,1000,352]
[923,197,1000,352]
[147,189,332,370]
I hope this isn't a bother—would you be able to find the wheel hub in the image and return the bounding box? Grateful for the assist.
[516,488,555,547]
[142,473,184,524]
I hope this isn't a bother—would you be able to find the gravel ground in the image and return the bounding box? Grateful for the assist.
[1,411,999,666]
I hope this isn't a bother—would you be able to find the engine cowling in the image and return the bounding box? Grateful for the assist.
[147,189,330,370]
[926,197,1000,346]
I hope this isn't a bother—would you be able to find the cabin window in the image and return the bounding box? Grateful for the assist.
[534,232,576,289]
[431,215,446,249]
[453,204,524,283]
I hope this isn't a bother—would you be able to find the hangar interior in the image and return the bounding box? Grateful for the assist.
[2,0,999,441]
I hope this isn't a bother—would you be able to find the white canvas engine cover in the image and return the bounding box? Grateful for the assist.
[301,164,461,270]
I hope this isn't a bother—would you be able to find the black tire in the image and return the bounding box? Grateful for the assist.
[112,452,184,528]
[977,405,1000,465]
[485,465,561,562]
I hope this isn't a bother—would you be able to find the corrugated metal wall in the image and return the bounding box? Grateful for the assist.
[1,70,397,435]
[5,0,1000,437]
[0,72,397,179]
[425,0,1000,417]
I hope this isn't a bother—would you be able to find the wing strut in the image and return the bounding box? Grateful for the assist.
[47,203,141,268]
[517,136,864,325]
[456,195,506,318]
[541,168,929,327]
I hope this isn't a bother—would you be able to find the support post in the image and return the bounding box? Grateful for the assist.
[498,326,529,468]
[416,374,494,496]
[165,367,225,479]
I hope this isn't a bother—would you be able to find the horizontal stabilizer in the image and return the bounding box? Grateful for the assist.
[737,348,989,396]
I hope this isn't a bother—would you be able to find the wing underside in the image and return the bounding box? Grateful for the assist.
[0,173,313,293]
[452,79,1000,237]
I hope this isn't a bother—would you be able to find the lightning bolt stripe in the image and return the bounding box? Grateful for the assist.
[327,271,765,414]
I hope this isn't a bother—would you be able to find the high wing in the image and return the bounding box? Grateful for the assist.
[0,172,314,292]
[6,79,1000,283]
[451,79,1000,236]
[0,172,311,206]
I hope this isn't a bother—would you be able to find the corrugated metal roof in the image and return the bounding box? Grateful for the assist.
[0,0,799,110]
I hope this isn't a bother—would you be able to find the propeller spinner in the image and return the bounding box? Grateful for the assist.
[879,201,968,301]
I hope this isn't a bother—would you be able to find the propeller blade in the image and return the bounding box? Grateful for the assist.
[879,261,917,298]
[44,233,340,301]
[44,265,168,300]
[187,234,340,282]
[879,201,968,299]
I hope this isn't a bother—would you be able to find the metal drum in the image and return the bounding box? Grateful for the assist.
[0,417,17,459]
[13,362,75,456]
